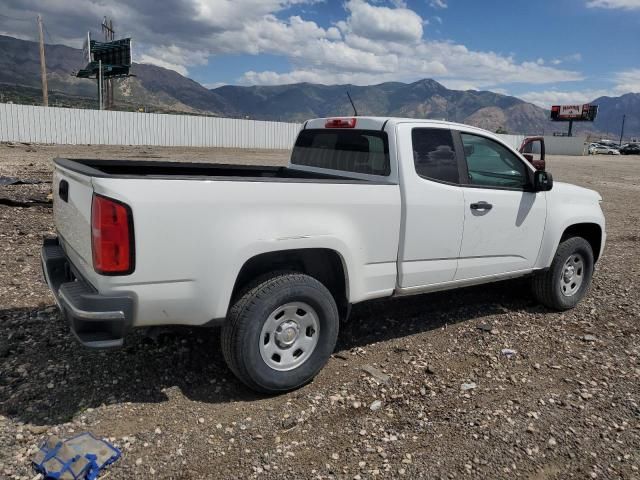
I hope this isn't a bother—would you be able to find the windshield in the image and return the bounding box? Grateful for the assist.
[291,129,390,176]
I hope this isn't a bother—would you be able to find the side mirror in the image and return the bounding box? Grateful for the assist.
[534,170,553,191]
[523,153,534,162]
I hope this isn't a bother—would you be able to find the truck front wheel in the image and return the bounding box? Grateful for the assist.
[532,236,595,310]
[221,272,339,393]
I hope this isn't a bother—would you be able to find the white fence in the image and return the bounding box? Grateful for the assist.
[497,134,526,151]
[0,103,588,155]
[541,135,587,156]
[0,103,302,149]
[497,134,586,156]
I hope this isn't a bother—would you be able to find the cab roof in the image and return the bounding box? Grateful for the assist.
[304,116,492,136]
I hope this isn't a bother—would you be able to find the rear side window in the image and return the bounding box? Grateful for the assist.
[291,129,390,176]
[411,128,459,184]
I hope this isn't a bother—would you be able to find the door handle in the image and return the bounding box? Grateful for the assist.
[470,202,492,211]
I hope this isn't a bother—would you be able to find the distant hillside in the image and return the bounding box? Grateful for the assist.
[0,34,638,136]
[212,79,557,134]
[589,93,640,138]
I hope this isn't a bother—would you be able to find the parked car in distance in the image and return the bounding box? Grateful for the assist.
[619,143,640,155]
[597,139,619,148]
[43,116,606,393]
[589,143,620,155]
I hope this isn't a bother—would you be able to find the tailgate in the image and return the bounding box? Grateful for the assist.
[53,164,95,269]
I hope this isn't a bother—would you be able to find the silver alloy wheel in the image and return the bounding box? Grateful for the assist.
[259,302,320,371]
[560,253,584,297]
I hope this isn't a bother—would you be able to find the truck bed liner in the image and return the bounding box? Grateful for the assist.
[54,158,376,183]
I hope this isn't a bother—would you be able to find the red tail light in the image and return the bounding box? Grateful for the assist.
[91,194,134,275]
[325,118,357,128]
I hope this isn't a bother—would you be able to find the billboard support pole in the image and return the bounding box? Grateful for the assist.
[619,114,625,146]
[567,120,573,137]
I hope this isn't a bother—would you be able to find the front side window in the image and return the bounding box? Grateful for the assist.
[412,128,459,184]
[291,129,390,176]
[461,133,529,189]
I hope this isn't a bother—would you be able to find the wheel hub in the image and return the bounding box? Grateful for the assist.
[259,302,320,372]
[563,265,575,283]
[560,253,585,297]
[275,320,300,348]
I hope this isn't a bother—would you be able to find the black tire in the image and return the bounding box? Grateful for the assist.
[532,236,594,310]
[221,272,339,393]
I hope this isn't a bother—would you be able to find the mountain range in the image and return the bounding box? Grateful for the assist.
[0,34,637,137]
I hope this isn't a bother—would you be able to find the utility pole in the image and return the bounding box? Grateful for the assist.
[102,17,115,109]
[37,14,49,107]
[619,114,626,146]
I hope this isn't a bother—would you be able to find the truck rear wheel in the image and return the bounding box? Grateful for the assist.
[222,272,339,393]
[532,236,594,310]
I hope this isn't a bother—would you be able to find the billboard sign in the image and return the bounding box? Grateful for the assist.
[559,105,582,118]
[550,104,598,122]
[76,37,132,79]
[92,38,132,68]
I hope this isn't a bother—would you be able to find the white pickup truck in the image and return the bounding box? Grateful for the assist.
[42,117,605,392]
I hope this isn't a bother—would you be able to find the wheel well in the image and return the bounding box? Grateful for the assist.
[561,223,603,262]
[231,249,349,317]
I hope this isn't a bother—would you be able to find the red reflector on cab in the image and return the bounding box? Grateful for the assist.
[91,194,134,275]
[325,118,357,128]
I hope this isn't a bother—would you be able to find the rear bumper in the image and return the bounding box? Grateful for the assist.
[41,237,134,348]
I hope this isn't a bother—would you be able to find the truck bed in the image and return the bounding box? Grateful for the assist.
[51,154,402,328]
[54,158,373,183]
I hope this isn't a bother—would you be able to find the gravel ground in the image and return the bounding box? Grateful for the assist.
[0,143,639,480]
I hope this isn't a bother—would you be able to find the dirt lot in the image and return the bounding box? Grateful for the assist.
[0,143,639,480]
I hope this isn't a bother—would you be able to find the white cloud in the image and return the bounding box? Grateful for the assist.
[518,68,640,107]
[0,0,322,73]
[437,79,480,91]
[550,53,582,65]
[231,3,582,88]
[137,45,208,76]
[586,0,640,9]
[430,0,448,8]
[518,89,611,108]
[614,69,640,92]
[203,82,227,89]
[3,0,584,91]
[191,0,323,29]
[239,34,583,88]
[137,56,189,76]
[341,0,424,43]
